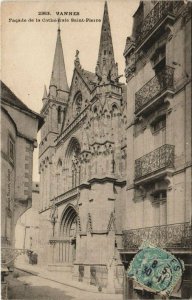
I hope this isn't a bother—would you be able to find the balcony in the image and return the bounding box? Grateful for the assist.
[135,66,174,116]
[122,222,192,251]
[135,144,174,183]
[135,1,183,51]
[1,248,28,267]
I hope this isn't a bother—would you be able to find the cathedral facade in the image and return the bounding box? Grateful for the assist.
[38,2,127,292]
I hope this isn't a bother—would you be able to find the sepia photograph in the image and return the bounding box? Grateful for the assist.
[1,0,192,299]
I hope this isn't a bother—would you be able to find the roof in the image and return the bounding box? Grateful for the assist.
[1,80,44,129]
[81,69,97,90]
[76,68,97,91]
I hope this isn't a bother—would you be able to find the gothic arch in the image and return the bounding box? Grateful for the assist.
[73,91,82,115]
[111,103,119,116]
[92,104,99,118]
[57,204,78,264]
[60,204,78,237]
[65,137,81,159]
[57,158,62,167]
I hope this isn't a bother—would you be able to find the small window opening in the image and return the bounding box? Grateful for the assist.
[58,106,62,124]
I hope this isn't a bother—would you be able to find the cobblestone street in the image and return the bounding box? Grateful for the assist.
[7,270,122,300]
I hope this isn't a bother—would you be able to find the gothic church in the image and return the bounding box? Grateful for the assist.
[39,2,127,291]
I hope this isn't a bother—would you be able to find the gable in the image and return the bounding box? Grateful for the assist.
[64,69,92,128]
[69,68,92,100]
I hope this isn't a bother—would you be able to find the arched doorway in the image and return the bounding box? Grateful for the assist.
[59,205,77,264]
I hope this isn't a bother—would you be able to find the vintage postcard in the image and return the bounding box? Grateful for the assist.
[1,0,192,299]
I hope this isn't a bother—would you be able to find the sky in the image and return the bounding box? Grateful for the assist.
[1,0,140,181]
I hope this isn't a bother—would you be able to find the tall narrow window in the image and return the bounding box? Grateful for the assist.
[65,138,81,190]
[58,106,62,124]
[152,115,166,148]
[9,136,15,164]
[111,104,118,116]
[74,92,82,116]
[152,45,166,73]
[57,159,62,195]
[153,190,167,226]
[153,116,166,133]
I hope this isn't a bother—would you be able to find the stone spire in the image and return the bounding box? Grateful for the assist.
[49,28,69,96]
[96,1,118,84]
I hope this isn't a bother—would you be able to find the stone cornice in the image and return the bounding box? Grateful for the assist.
[88,176,117,185]
[79,231,123,236]
[115,180,127,187]
[78,183,91,190]
[90,140,114,147]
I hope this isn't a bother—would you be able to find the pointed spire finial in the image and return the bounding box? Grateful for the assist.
[74,49,81,68]
[49,28,69,93]
[58,18,60,32]
[95,1,118,84]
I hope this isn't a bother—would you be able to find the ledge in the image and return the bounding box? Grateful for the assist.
[88,176,117,185]
[134,168,174,186]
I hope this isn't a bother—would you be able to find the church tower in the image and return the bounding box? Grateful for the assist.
[95,1,119,84]
[69,2,127,291]
[38,2,127,292]
[87,1,127,181]
[39,27,69,211]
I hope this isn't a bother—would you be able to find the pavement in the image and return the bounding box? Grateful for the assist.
[14,260,122,299]
[7,269,123,300]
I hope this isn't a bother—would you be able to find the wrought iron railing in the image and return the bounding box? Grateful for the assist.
[1,237,11,247]
[135,66,174,113]
[122,222,192,250]
[135,1,183,46]
[1,248,28,267]
[135,144,174,180]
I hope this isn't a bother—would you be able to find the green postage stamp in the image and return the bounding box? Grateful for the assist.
[127,243,184,297]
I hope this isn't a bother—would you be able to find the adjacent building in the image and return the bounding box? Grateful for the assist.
[121,1,192,299]
[15,182,40,260]
[1,81,43,262]
[38,2,127,292]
